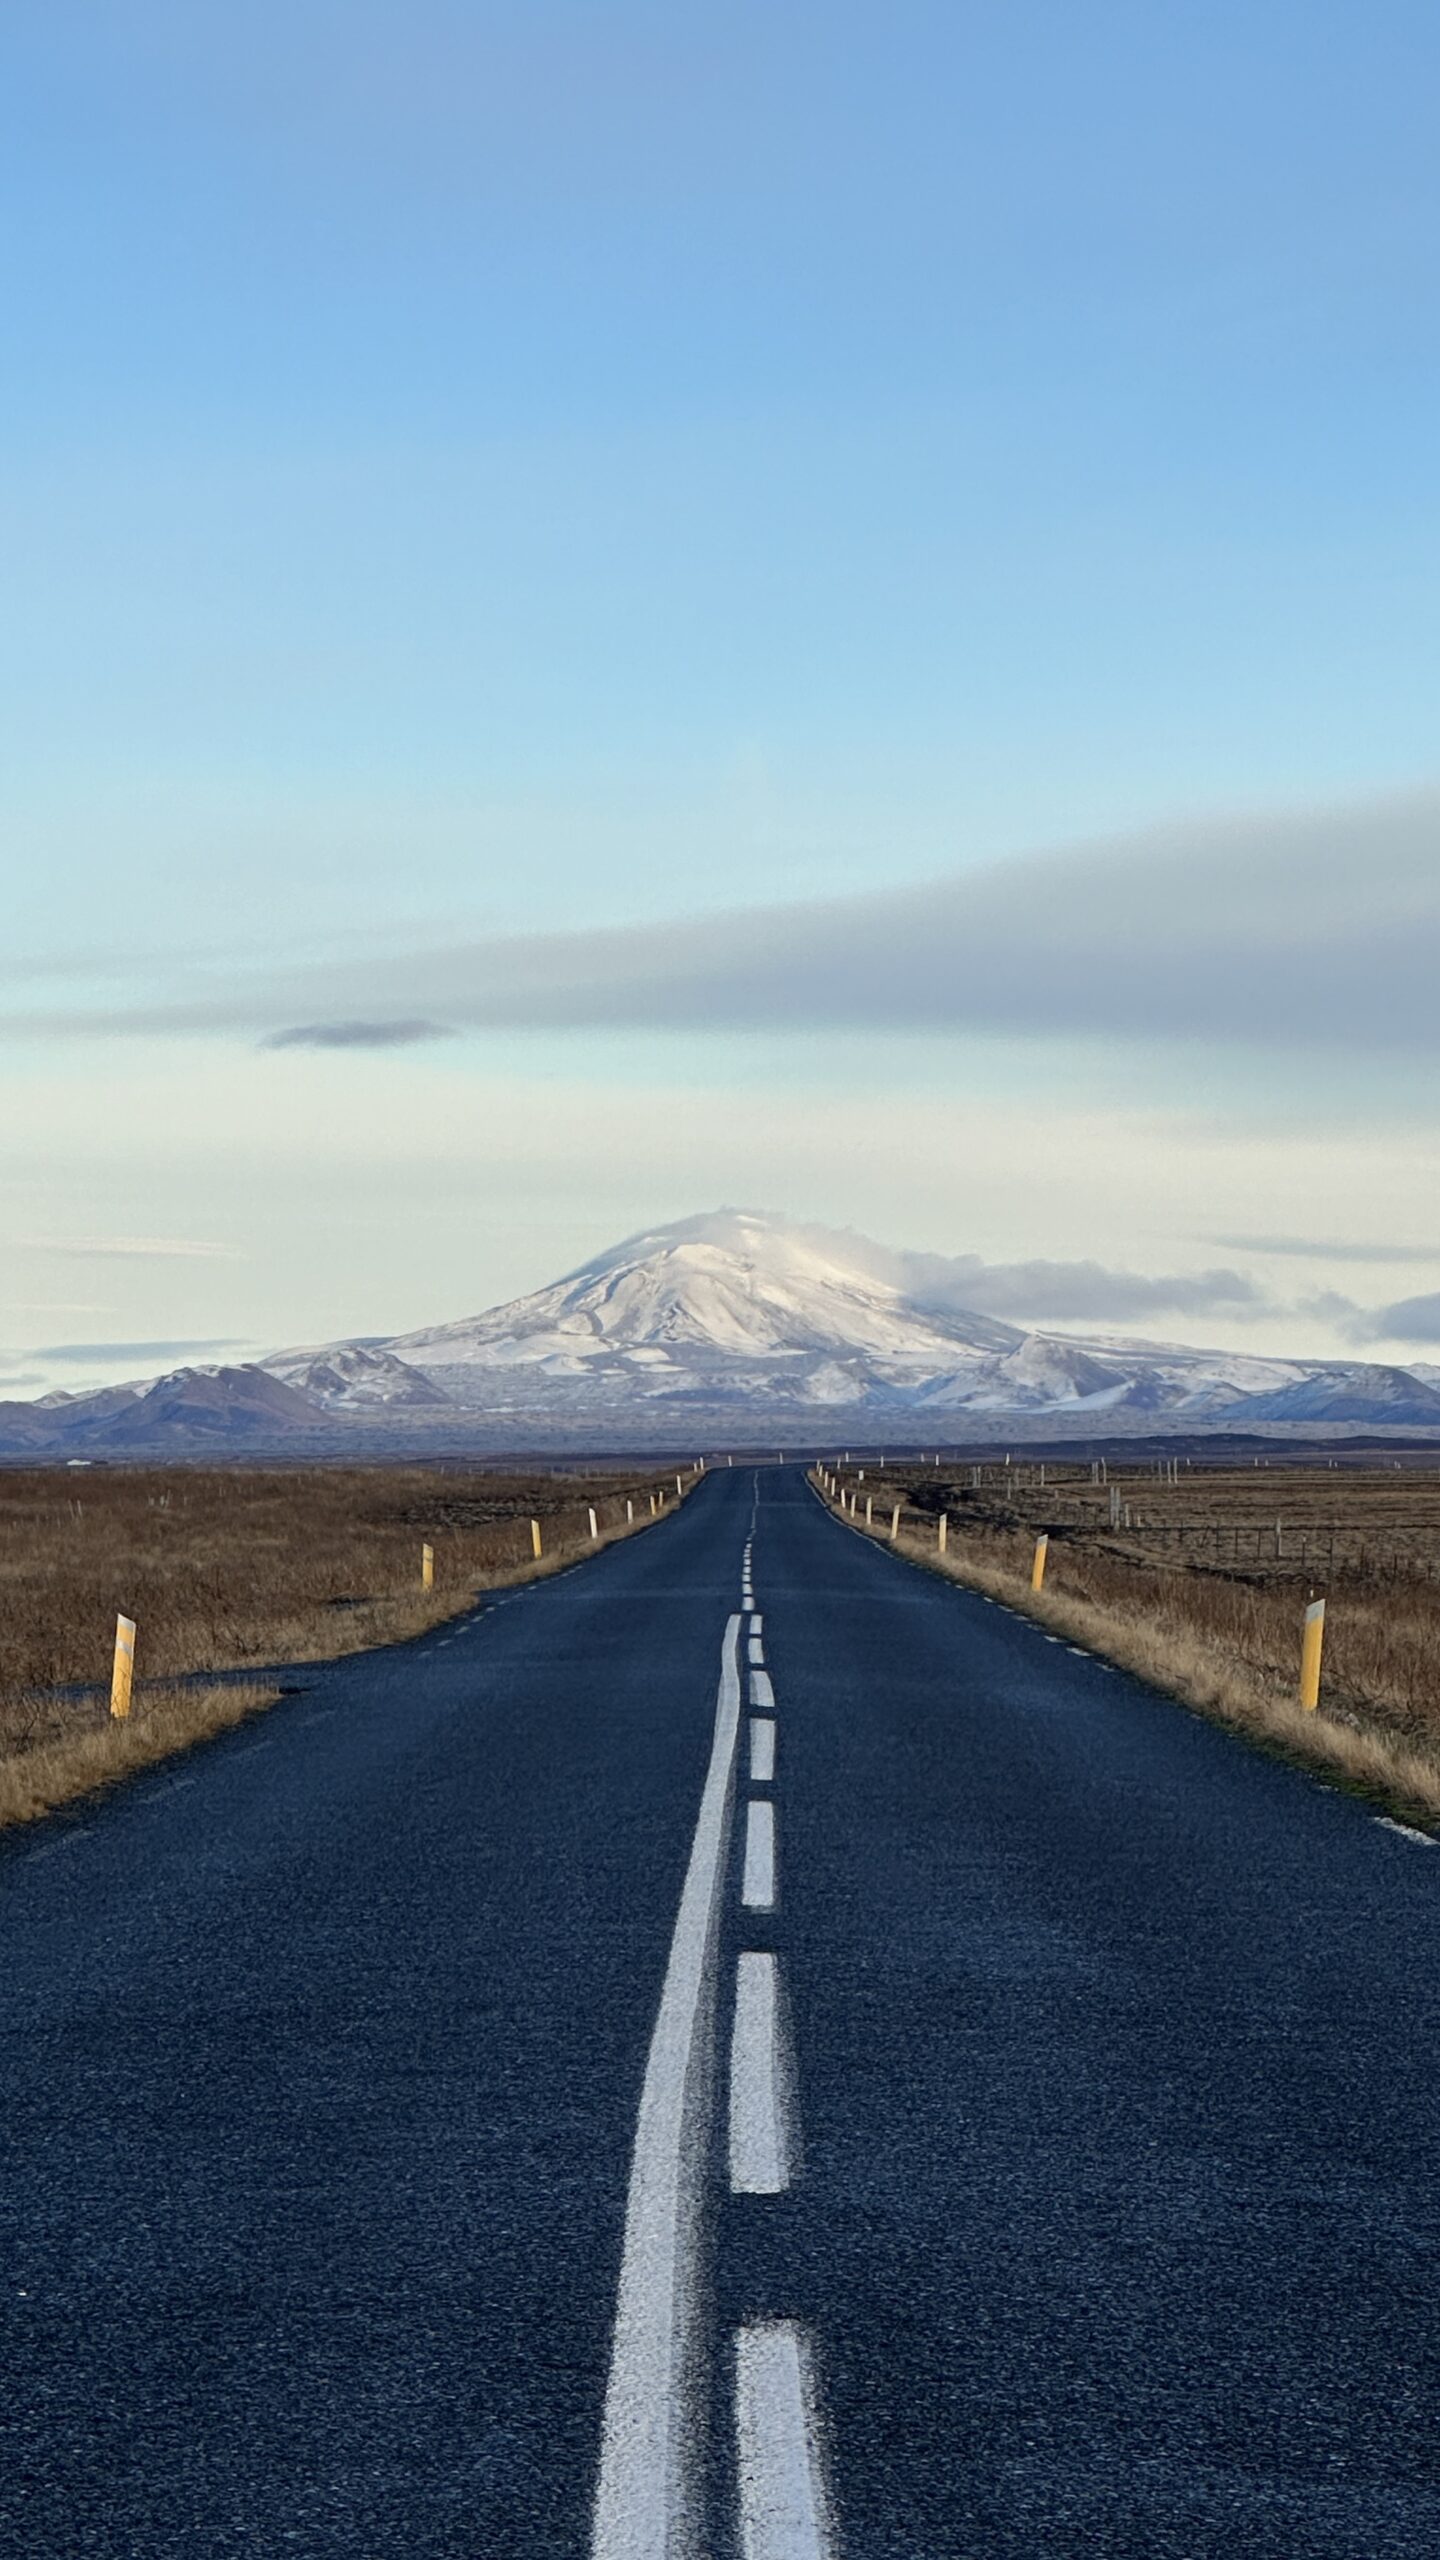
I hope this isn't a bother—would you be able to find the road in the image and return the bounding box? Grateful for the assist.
[4,1465,1440,2555]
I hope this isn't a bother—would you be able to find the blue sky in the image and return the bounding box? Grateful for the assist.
[3,3,1439,1384]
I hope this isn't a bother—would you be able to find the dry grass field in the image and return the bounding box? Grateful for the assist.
[819,1456,1440,1825]
[0,1460,693,1828]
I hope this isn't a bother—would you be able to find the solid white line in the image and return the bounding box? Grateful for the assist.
[734,2323,832,2559]
[592,1615,743,2560]
[742,1799,776,1910]
[728,1953,791,2194]
[748,1637,765,1667]
[750,1669,775,1712]
[750,1718,776,1783]
[1376,1817,1437,1847]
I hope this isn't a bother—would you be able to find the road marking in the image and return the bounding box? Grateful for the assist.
[1067,1647,1089,1658]
[748,1636,765,1667]
[734,2323,833,2559]
[592,1614,743,2560]
[750,1718,776,1783]
[1376,1817,1436,1847]
[742,1800,776,1910]
[728,1953,791,2194]
[749,1613,763,1634]
[750,1669,775,1712]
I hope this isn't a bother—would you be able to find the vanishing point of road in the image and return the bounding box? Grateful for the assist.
[4,1467,1440,2556]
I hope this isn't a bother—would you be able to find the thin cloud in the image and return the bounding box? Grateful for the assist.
[6,788,1440,1052]
[1350,1293,1440,1346]
[19,1235,235,1260]
[262,1018,454,1050]
[31,1338,247,1364]
[762,1220,1275,1326]
[895,1251,1267,1326]
[1210,1234,1439,1264]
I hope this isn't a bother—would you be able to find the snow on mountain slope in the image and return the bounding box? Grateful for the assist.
[266,1342,452,1410]
[320,1210,1430,1425]
[385,1210,1022,1388]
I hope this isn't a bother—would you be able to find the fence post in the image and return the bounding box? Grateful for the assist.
[1031,1533,1049,1592]
[421,1541,434,1591]
[110,1613,136,1720]
[938,1513,948,1555]
[531,1518,543,1560]
[1300,1597,1326,1711]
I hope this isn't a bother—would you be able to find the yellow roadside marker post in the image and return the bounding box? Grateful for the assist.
[1300,1598,1326,1711]
[110,1614,137,1720]
[531,1518,543,1560]
[421,1542,434,1591]
[938,1514,948,1555]
[1031,1534,1049,1592]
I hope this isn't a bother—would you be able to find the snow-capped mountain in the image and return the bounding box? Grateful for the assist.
[384,1210,1020,1407]
[4,1210,1440,1451]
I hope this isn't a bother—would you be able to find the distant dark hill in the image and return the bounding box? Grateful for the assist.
[64,1364,324,1454]
[1212,1365,1440,1427]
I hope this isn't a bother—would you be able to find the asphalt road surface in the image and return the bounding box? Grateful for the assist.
[4,1465,1440,2557]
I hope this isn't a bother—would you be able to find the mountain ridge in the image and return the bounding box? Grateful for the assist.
[4,1210,1439,1452]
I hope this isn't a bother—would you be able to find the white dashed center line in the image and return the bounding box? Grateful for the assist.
[749,1613,763,1634]
[734,2323,833,2559]
[728,1952,792,2194]
[750,1669,775,1711]
[749,1718,776,1783]
[742,1799,777,1910]
[748,1636,766,1668]
[592,1614,743,2558]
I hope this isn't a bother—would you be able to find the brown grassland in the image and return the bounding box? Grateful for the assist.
[0,1461,694,1829]
[818,1455,1440,1828]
